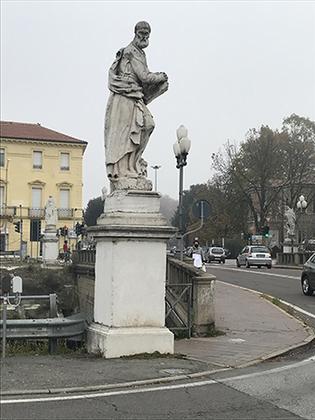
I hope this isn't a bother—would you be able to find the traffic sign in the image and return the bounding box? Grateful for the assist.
[192,200,211,219]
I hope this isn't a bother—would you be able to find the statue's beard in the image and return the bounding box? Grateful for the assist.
[135,39,149,49]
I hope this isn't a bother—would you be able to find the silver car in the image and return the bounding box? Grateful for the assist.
[236,245,272,269]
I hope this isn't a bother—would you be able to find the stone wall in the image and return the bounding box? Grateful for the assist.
[76,273,95,323]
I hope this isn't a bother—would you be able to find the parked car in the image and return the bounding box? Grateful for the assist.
[301,253,315,296]
[236,245,272,269]
[205,247,226,264]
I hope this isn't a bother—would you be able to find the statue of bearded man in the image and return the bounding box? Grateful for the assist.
[104,21,168,191]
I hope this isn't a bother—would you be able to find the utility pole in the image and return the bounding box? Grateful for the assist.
[19,204,23,261]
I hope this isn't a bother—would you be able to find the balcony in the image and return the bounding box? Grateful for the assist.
[29,208,45,219]
[58,208,74,219]
[0,206,17,219]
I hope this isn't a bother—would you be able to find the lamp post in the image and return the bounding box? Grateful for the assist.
[151,165,161,192]
[297,195,307,244]
[173,125,191,261]
[4,159,10,251]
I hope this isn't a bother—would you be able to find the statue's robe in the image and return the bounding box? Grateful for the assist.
[104,43,168,179]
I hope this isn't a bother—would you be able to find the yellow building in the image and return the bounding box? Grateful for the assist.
[0,121,87,257]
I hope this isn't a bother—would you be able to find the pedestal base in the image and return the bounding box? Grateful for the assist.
[42,231,58,264]
[87,323,174,358]
[87,190,176,359]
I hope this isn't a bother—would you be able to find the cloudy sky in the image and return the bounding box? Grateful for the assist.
[1,0,315,205]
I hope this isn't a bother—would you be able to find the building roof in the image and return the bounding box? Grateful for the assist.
[0,121,87,147]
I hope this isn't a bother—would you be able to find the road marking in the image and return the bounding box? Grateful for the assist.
[2,356,314,405]
[222,355,315,383]
[207,265,300,280]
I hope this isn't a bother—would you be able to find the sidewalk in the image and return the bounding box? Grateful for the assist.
[1,281,313,396]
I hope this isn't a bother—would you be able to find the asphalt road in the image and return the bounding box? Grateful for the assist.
[206,260,315,316]
[2,356,314,419]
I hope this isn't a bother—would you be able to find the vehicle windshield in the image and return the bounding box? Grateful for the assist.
[251,247,269,253]
[211,248,224,254]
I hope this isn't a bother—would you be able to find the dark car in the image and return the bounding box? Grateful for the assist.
[205,247,226,264]
[301,253,315,296]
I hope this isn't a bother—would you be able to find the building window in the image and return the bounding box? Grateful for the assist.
[0,148,5,167]
[33,151,42,169]
[60,153,70,171]
[58,189,72,218]
[30,187,43,218]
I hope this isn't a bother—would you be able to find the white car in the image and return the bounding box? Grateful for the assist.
[236,245,272,269]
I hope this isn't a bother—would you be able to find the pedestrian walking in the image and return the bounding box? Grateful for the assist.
[188,238,205,269]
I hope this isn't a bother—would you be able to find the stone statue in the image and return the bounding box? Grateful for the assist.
[45,196,57,226]
[284,205,296,237]
[104,21,168,191]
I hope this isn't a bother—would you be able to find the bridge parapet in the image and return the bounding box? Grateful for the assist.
[166,256,216,337]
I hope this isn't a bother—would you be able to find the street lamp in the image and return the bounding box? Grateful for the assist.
[173,125,191,261]
[297,195,307,211]
[151,165,161,192]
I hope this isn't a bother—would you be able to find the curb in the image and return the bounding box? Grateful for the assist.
[0,366,231,397]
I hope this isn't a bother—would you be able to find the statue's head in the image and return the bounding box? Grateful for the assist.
[134,21,151,49]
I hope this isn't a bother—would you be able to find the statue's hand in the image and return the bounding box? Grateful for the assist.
[157,72,168,82]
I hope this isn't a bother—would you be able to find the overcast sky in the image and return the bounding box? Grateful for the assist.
[1,0,315,206]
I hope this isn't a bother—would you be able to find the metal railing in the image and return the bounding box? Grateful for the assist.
[0,206,83,220]
[0,294,86,356]
[0,205,17,218]
[28,208,45,218]
[165,283,193,338]
[58,208,74,219]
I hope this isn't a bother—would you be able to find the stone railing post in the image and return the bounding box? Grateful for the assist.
[192,274,216,336]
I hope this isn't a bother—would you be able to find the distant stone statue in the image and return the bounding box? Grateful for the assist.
[45,196,57,226]
[284,205,296,237]
[104,21,168,191]
[101,186,107,201]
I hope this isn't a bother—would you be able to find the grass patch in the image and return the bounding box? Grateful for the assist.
[1,339,87,356]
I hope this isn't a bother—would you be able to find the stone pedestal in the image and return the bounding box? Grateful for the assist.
[42,228,58,264]
[87,190,176,358]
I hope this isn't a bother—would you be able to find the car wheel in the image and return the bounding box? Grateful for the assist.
[302,277,314,296]
[257,265,261,269]
[267,264,272,269]
[236,259,241,267]
[222,259,225,264]
[246,260,250,268]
